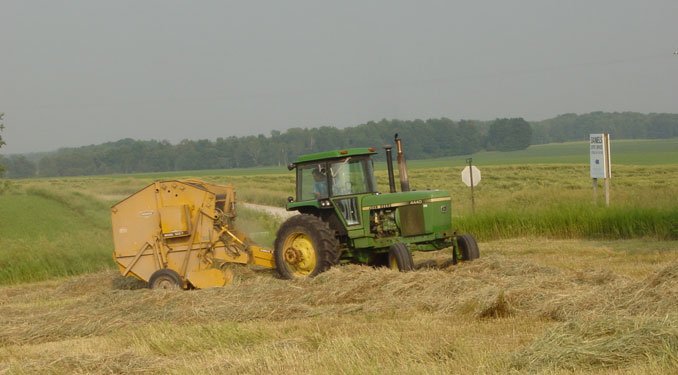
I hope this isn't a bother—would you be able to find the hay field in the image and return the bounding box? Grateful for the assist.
[1,139,677,373]
[1,239,677,374]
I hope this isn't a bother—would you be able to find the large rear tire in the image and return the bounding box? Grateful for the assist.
[457,234,480,261]
[148,269,183,290]
[388,243,414,272]
[274,214,340,279]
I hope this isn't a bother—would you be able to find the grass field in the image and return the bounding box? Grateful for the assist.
[0,139,676,373]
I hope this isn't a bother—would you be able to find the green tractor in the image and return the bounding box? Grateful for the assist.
[274,135,479,279]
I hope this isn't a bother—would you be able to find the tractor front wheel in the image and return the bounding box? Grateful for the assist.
[274,214,340,279]
[456,234,480,261]
[388,243,414,272]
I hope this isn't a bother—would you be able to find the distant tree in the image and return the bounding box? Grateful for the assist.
[457,120,484,154]
[647,113,678,138]
[530,112,678,144]
[486,118,532,151]
[2,155,37,178]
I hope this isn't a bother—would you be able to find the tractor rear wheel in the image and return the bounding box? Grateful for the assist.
[388,243,414,272]
[148,269,182,290]
[274,214,340,279]
[457,234,480,261]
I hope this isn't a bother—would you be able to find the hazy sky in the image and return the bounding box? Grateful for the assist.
[1,1,676,154]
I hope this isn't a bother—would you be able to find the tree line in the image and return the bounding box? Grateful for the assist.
[1,112,676,178]
[530,111,677,144]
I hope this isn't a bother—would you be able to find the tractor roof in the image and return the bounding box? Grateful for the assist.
[293,147,377,165]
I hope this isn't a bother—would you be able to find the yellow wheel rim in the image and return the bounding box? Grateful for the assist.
[389,254,398,270]
[282,232,317,276]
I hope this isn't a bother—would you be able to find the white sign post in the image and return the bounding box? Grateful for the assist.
[589,133,611,206]
[461,158,481,213]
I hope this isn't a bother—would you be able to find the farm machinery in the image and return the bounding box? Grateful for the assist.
[111,136,478,288]
[274,135,479,278]
[111,179,274,289]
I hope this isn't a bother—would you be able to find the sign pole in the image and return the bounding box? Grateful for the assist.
[466,158,475,214]
[603,133,611,207]
[461,161,481,214]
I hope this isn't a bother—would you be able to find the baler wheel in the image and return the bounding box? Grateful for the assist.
[148,269,182,290]
[388,243,414,272]
[274,214,340,279]
[457,234,480,261]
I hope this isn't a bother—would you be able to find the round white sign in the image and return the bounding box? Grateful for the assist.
[461,166,481,187]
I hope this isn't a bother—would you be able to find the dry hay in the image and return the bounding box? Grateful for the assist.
[1,254,677,372]
[512,315,678,371]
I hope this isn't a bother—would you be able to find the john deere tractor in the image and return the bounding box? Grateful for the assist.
[274,136,479,279]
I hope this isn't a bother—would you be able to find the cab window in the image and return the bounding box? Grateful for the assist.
[329,156,376,196]
[297,164,329,201]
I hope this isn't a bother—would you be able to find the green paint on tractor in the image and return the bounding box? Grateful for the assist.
[273,137,479,279]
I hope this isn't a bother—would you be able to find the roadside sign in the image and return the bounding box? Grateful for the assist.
[461,166,481,187]
[590,133,611,179]
[590,133,612,207]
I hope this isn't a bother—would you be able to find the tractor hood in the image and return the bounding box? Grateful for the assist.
[358,189,454,240]
[361,190,451,210]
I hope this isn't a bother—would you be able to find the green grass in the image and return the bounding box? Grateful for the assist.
[1,139,676,284]
[114,165,288,179]
[459,204,678,241]
[0,191,112,284]
[236,207,283,247]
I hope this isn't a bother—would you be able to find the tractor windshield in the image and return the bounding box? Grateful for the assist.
[329,156,376,196]
[297,156,376,201]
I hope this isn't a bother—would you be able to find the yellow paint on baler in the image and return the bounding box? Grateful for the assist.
[111,179,275,289]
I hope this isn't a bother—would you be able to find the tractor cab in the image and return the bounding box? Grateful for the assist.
[294,151,378,200]
[287,148,378,225]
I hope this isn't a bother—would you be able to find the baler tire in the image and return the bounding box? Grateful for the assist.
[457,234,480,261]
[148,269,182,290]
[274,214,340,279]
[388,243,414,272]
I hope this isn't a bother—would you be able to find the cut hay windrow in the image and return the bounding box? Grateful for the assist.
[1,241,677,373]
[512,315,678,371]
[2,256,676,338]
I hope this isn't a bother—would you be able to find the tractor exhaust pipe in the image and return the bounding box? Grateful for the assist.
[383,145,397,193]
[394,134,410,192]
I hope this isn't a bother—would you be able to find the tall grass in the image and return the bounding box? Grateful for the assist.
[236,206,284,247]
[458,204,678,240]
[0,191,112,284]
